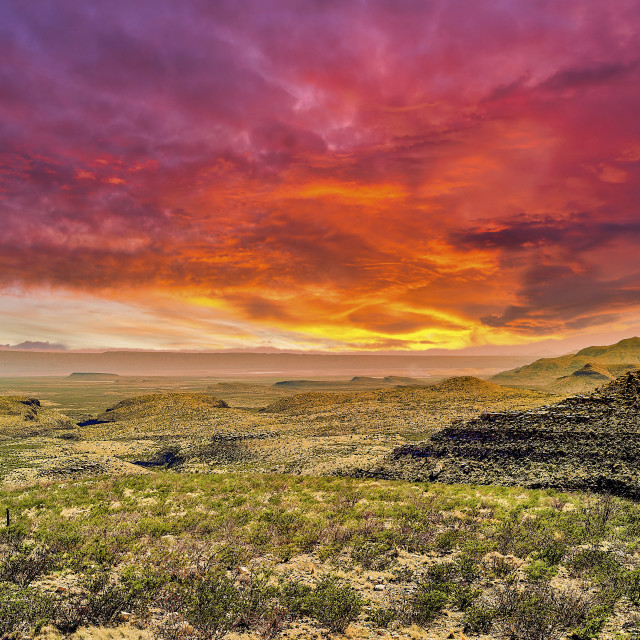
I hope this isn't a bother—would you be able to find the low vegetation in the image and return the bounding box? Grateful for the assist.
[3,355,640,638]
[1,473,640,638]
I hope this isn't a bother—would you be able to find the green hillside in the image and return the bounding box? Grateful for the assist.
[491,337,640,391]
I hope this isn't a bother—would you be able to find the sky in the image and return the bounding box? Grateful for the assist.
[1,0,640,353]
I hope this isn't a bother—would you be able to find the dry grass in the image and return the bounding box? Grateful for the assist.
[0,377,555,484]
[40,625,152,640]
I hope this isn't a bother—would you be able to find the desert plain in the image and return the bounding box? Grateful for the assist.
[3,341,640,639]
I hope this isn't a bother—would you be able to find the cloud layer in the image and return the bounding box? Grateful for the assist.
[2,0,640,350]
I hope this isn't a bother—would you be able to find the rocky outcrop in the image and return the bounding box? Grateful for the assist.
[362,371,640,498]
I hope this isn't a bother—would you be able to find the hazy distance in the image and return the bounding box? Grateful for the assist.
[0,351,535,378]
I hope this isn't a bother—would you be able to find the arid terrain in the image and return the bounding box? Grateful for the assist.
[3,339,640,639]
[0,374,553,486]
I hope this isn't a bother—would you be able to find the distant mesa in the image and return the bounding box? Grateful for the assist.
[67,372,120,380]
[350,375,428,385]
[272,375,428,390]
[383,375,428,385]
[0,340,66,351]
[273,380,325,388]
[273,378,378,391]
[363,369,640,499]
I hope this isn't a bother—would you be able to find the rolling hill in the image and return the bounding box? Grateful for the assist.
[0,396,75,438]
[78,392,232,437]
[261,375,547,414]
[491,336,640,392]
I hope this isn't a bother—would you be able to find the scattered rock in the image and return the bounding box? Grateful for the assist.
[362,370,640,498]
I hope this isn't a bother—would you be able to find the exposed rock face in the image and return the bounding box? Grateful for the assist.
[364,371,640,498]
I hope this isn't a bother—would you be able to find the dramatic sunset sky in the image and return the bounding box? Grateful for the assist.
[2,0,640,353]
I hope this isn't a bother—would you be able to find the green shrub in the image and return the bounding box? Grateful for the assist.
[306,576,364,633]
[451,585,481,611]
[0,521,29,546]
[82,570,140,624]
[351,539,398,570]
[496,588,561,640]
[214,543,252,570]
[409,586,449,626]
[53,599,83,635]
[525,559,558,582]
[566,548,623,582]
[39,521,82,553]
[455,552,481,584]
[579,494,619,538]
[279,576,362,632]
[537,540,566,566]
[423,561,456,587]
[367,606,396,628]
[0,583,53,636]
[495,584,592,640]
[435,529,461,551]
[237,572,287,640]
[569,605,609,640]
[120,564,168,611]
[463,604,496,634]
[186,569,243,639]
[624,567,640,606]
[0,543,54,586]
[81,538,116,568]
[279,580,313,617]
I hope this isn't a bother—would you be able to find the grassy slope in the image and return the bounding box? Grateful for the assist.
[491,337,640,391]
[0,397,74,439]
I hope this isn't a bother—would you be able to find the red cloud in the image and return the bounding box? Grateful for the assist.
[2,0,640,349]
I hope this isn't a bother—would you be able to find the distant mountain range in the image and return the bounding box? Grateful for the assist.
[491,337,640,393]
[0,350,533,378]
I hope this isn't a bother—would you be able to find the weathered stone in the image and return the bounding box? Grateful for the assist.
[364,371,640,498]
